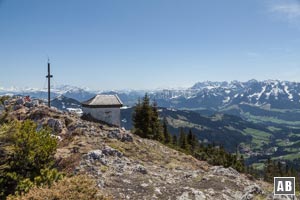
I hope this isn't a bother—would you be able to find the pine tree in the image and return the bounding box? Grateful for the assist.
[172,135,177,146]
[187,129,197,153]
[141,94,153,138]
[151,101,164,141]
[235,155,245,172]
[162,118,171,144]
[132,94,164,141]
[132,94,153,138]
[178,128,188,150]
[277,161,283,177]
[264,158,275,182]
[132,98,144,137]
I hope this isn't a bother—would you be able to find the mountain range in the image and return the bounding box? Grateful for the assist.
[2,80,300,109]
[2,80,300,170]
[3,80,300,124]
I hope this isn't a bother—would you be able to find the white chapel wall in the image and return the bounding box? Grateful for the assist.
[82,107,121,127]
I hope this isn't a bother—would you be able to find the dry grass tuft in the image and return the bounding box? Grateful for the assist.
[8,175,111,200]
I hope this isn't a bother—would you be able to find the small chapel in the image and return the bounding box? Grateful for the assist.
[81,94,123,127]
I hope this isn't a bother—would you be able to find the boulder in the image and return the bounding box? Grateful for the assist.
[24,102,34,108]
[47,118,63,133]
[3,100,9,106]
[241,184,262,200]
[133,164,147,174]
[13,104,22,111]
[211,166,239,178]
[0,105,4,114]
[87,150,108,165]
[107,130,122,140]
[15,98,24,105]
[102,146,123,158]
[121,133,133,142]
[108,129,133,142]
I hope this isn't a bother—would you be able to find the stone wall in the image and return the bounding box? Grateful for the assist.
[82,107,121,127]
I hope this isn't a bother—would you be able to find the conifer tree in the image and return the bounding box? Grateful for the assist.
[133,94,153,138]
[264,158,274,182]
[151,101,164,141]
[162,118,171,144]
[132,94,164,141]
[187,129,197,153]
[172,135,177,146]
[178,128,188,150]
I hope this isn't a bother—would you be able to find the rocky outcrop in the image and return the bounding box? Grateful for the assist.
[1,97,290,199]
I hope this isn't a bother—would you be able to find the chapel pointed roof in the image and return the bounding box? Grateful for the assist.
[81,94,123,108]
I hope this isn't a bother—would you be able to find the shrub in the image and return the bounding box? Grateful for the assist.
[0,120,59,198]
[8,175,110,200]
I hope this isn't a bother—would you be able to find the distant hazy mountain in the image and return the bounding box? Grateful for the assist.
[0,85,95,102]
[149,80,300,110]
[2,80,300,111]
[51,95,81,111]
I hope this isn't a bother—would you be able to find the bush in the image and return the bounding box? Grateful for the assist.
[8,175,110,200]
[0,120,59,198]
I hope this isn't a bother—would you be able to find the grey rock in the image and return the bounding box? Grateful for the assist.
[241,184,262,200]
[47,118,63,133]
[102,146,123,157]
[13,104,22,111]
[87,150,103,160]
[107,130,122,140]
[0,105,4,114]
[141,183,149,187]
[16,98,24,105]
[191,188,207,200]
[24,102,34,108]
[205,188,215,196]
[134,164,147,174]
[31,100,40,106]
[87,150,108,165]
[211,166,239,177]
[3,100,9,106]
[108,130,133,142]
[121,133,133,142]
[177,191,190,200]
[272,195,297,200]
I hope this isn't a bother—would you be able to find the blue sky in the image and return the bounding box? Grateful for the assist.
[0,0,300,90]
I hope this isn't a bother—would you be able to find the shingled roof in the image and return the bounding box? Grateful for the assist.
[81,94,123,108]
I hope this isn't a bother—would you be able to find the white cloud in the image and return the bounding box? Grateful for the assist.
[270,0,300,20]
[271,3,300,18]
[246,52,260,58]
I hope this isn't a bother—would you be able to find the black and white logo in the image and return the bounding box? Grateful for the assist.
[274,177,295,195]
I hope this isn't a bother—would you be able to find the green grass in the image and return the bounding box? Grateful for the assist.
[243,128,271,149]
[273,153,300,161]
[267,126,282,132]
[276,139,293,147]
[288,133,300,137]
[284,148,300,153]
[243,112,300,126]
[225,125,239,131]
[251,162,265,171]
[243,128,271,138]
[166,116,204,130]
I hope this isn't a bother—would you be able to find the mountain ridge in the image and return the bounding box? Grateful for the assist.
[0,96,279,199]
